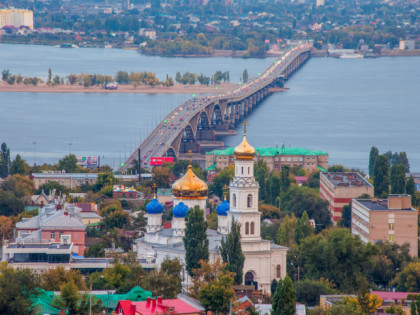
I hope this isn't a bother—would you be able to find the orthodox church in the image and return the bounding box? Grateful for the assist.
[135,131,288,293]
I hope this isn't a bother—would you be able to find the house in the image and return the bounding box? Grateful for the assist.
[115,297,201,315]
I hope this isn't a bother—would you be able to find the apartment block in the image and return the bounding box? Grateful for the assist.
[320,172,373,223]
[351,195,418,256]
[0,9,33,29]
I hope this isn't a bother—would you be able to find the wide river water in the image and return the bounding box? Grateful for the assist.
[1,44,419,172]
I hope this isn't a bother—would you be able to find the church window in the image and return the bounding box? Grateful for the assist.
[248,166,250,174]
[245,272,254,285]
[241,167,243,174]
[250,222,255,234]
[245,222,249,235]
[276,265,281,278]
[247,194,252,208]
[233,194,236,207]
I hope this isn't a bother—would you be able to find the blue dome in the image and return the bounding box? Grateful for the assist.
[173,202,189,218]
[217,200,230,216]
[146,199,163,214]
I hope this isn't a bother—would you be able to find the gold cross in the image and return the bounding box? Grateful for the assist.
[223,184,229,201]
[152,183,157,197]
[186,150,193,164]
[242,120,249,135]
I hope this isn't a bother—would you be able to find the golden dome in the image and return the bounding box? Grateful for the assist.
[171,165,208,199]
[234,135,256,160]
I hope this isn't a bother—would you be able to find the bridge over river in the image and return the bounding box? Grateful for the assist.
[118,45,312,173]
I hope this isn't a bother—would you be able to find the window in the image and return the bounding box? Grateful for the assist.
[248,167,250,174]
[276,265,281,278]
[241,167,243,174]
[60,231,64,239]
[293,157,297,161]
[287,157,291,162]
[233,194,236,207]
[281,157,285,161]
[275,157,279,161]
[50,232,55,240]
[250,222,255,234]
[388,234,395,241]
[247,194,252,208]
[299,157,303,161]
[388,223,394,231]
[245,222,249,235]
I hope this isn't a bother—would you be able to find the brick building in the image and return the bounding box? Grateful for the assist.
[351,195,418,256]
[320,172,373,223]
[206,144,328,174]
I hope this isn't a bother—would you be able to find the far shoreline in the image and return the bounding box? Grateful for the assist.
[0,82,238,94]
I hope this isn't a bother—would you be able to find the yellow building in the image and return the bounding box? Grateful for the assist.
[0,9,33,29]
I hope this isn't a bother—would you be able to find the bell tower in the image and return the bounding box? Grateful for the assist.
[228,121,261,241]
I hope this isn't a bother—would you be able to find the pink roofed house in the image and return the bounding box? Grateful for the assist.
[115,297,201,315]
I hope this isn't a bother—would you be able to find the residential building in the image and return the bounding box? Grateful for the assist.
[351,195,418,256]
[320,172,373,223]
[115,297,201,315]
[205,144,328,174]
[0,9,33,29]
[113,185,141,199]
[399,40,415,50]
[32,172,139,189]
[316,0,325,6]
[13,203,87,255]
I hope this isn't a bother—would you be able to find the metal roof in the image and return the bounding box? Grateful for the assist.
[206,146,328,157]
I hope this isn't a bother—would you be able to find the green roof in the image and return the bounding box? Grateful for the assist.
[87,222,101,227]
[25,206,39,212]
[33,299,61,315]
[93,286,152,309]
[206,146,328,157]
[206,162,217,171]
[157,188,172,196]
[317,165,327,172]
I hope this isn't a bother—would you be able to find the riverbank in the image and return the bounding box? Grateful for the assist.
[0,81,237,94]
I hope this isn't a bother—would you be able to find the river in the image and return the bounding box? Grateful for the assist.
[1,44,419,172]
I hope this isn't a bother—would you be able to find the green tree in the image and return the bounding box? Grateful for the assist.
[294,210,314,245]
[2,69,11,81]
[267,172,281,205]
[152,166,170,188]
[294,279,335,306]
[272,274,296,315]
[394,262,420,292]
[406,175,416,205]
[373,155,390,198]
[58,154,78,172]
[0,142,11,178]
[0,190,25,216]
[96,172,115,191]
[242,69,248,83]
[209,165,234,198]
[55,281,79,314]
[35,181,67,195]
[48,68,52,84]
[184,206,209,277]
[220,220,245,285]
[390,164,406,194]
[277,214,297,247]
[0,263,41,315]
[368,146,379,178]
[41,266,86,291]
[338,203,352,228]
[271,279,278,296]
[85,243,105,258]
[255,159,268,201]
[10,154,26,175]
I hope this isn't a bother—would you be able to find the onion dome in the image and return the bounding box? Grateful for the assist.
[234,135,255,160]
[216,200,230,216]
[173,202,189,218]
[146,198,163,214]
[171,165,208,199]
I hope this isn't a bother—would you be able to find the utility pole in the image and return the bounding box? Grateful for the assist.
[138,148,141,182]
[67,141,74,155]
[31,141,38,167]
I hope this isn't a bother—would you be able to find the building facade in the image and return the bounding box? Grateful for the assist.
[205,145,328,174]
[320,172,373,223]
[351,195,418,256]
[0,9,33,29]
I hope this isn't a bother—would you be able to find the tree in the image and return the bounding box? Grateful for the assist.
[281,165,291,193]
[184,206,209,277]
[0,215,14,240]
[294,279,335,307]
[255,159,268,201]
[85,243,105,258]
[220,220,245,285]
[277,214,297,247]
[390,164,406,194]
[272,274,296,315]
[394,262,420,292]
[152,166,170,188]
[10,154,26,175]
[35,181,67,195]
[0,190,25,216]
[2,174,35,197]
[55,281,79,314]
[0,142,11,178]
[338,203,352,228]
[267,172,281,205]
[242,69,248,83]
[209,165,234,198]
[373,155,390,198]
[368,146,379,177]
[41,266,86,291]
[96,172,115,191]
[294,210,314,245]
[102,262,130,290]
[2,69,11,81]
[190,259,235,314]
[271,279,278,296]
[103,209,129,229]
[0,263,41,315]
[48,68,52,84]
[406,175,416,205]
[58,154,78,172]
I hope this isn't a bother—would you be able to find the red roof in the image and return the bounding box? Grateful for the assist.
[371,291,419,301]
[116,298,200,315]
[76,203,95,212]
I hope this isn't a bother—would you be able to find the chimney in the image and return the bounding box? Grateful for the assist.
[41,201,44,207]
[158,296,163,304]
[371,197,377,202]
[146,297,151,306]
[152,298,156,308]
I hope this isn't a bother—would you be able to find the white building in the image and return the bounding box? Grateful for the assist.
[135,131,288,294]
[0,9,33,29]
